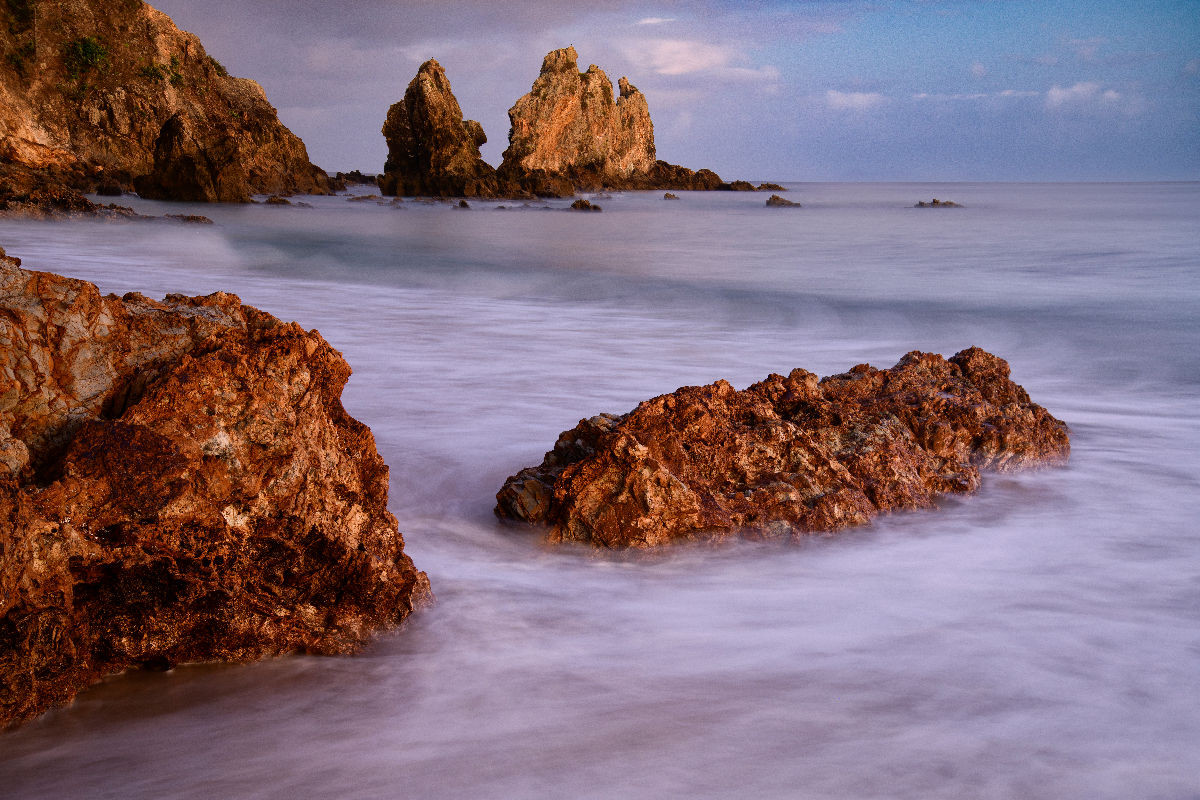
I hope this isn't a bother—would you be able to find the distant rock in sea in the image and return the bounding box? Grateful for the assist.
[916,199,962,207]
[0,0,333,203]
[765,194,801,207]
[0,248,430,727]
[497,47,726,197]
[495,348,1070,548]
[378,59,499,198]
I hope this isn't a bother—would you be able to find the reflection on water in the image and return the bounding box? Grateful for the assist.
[2,184,1198,799]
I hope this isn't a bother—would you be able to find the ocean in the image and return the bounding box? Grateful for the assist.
[1,182,1198,798]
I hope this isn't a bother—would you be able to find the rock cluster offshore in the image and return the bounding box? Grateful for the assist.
[0,249,430,726]
[496,349,1070,547]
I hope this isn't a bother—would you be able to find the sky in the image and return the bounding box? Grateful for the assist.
[150,0,1200,181]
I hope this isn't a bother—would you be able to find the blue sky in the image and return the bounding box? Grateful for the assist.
[152,0,1199,180]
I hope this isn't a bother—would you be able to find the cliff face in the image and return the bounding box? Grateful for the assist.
[496,348,1070,547]
[498,47,722,196]
[0,0,332,201]
[0,248,430,726]
[379,59,498,198]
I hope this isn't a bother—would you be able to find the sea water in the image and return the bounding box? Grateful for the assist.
[1,183,1197,799]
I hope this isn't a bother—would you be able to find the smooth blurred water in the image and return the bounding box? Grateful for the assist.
[1,183,1198,799]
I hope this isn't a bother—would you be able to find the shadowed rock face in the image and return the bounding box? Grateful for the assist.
[0,248,430,727]
[496,348,1070,548]
[0,0,332,201]
[379,59,499,198]
[497,47,723,197]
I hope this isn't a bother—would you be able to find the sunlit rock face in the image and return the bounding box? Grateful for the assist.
[496,348,1070,548]
[498,47,723,197]
[0,0,332,201]
[0,249,430,727]
[378,58,499,198]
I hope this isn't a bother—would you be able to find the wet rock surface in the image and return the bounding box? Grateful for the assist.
[916,199,961,207]
[0,0,332,202]
[496,348,1069,548]
[765,194,801,207]
[0,249,430,727]
[378,59,499,198]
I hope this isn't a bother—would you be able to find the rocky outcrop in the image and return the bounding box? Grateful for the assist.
[765,194,800,207]
[0,0,332,201]
[916,199,961,208]
[0,160,209,221]
[378,59,499,198]
[496,348,1069,548]
[496,47,724,197]
[0,249,430,727]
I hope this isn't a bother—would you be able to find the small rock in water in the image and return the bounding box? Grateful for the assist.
[765,194,801,207]
[915,198,961,207]
[663,192,680,200]
[570,198,602,212]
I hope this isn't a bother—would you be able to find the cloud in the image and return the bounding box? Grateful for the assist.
[970,61,987,78]
[619,38,780,86]
[1045,81,1106,107]
[1068,37,1107,62]
[636,17,674,25]
[826,90,887,110]
[1185,58,1200,76]
[1032,54,1059,66]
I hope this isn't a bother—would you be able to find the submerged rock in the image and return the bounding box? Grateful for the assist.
[765,194,800,207]
[0,0,332,201]
[496,348,1069,548]
[378,59,499,198]
[0,250,430,727]
[569,198,602,212]
[916,199,961,208]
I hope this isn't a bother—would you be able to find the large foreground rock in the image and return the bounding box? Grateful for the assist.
[0,0,332,201]
[496,348,1069,547]
[0,248,429,727]
[378,59,498,198]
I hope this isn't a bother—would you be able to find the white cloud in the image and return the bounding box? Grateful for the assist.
[970,61,987,77]
[636,17,675,26]
[1033,54,1059,66]
[998,89,1040,98]
[826,90,887,110]
[619,38,780,87]
[1045,81,1104,107]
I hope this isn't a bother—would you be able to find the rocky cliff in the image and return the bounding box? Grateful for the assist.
[497,47,722,196]
[378,59,498,198]
[496,348,1070,547]
[0,0,332,201]
[0,247,430,727]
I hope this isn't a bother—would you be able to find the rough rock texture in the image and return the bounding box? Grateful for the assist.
[0,249,430,726]
[916,199,961,208]
[497,47,725,197]
[378,59,499,198]
[0,0,332,201]
[496,348,1069,548]
[0,160,209,221]
[765,194,800,207]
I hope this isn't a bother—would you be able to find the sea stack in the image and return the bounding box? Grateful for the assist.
[496,348,1070,548]
[0,0,332,202]
[378,59,499,198]
[0,249,430,727]
[497,46,723,196]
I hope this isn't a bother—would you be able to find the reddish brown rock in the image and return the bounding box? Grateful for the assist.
[0,248,429,727]
[496,47,725,197]
[0,0,332,201]
[378,59,499,198]
[496,349,1069,548]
